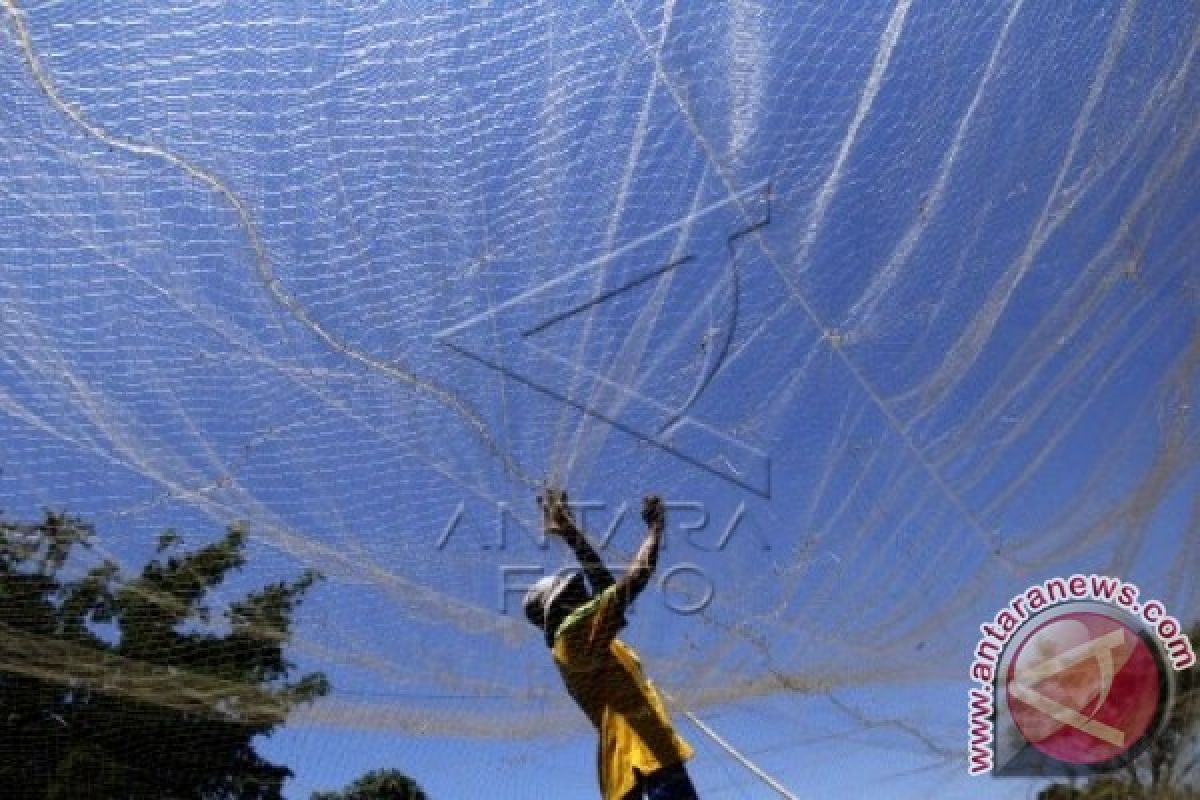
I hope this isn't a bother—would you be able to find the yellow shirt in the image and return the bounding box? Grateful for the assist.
[552,586,694,800]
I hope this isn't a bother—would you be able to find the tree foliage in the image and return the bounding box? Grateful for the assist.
[0,510,329,799]
[311,768,429,800]
[1038,624,1199,799]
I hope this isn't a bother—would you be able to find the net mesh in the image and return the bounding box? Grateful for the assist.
[1,0,1197,783]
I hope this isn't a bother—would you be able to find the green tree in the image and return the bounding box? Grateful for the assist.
[0,510,329,799]
[311,768,429,800]
[1038,624,1199,799]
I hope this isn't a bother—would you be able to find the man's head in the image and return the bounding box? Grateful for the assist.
[524,571,589,645]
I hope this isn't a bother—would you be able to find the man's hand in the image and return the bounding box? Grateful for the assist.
[641,494,665,532]
[538,487,576,535]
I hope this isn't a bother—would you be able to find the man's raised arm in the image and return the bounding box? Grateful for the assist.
[613,495,665,613]
[572,495,666,656]
[540,488,614,593]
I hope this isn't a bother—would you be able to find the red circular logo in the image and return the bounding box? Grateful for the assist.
[1005,610,1163,766]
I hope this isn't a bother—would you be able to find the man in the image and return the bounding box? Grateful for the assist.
[524,488,699,800]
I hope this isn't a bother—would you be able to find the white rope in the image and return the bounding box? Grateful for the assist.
[677,706,800,799]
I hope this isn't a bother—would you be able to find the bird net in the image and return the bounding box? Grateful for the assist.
[1,0,1197,791]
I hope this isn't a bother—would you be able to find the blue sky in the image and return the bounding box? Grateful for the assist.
[1,0,1197,798]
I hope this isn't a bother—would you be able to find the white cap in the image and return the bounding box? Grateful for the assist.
[523,572,583,632]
